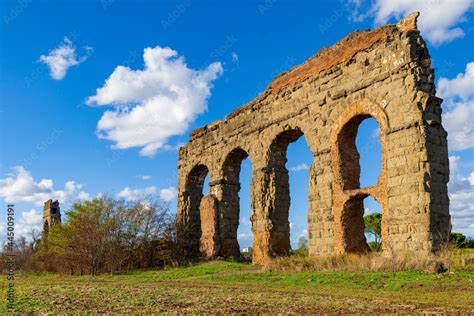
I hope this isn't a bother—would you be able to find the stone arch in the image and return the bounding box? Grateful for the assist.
[178,15,451,262]
[331,99,389,189]
[183,163,210,255]
[222,147,250,183]
[331,99,389,254]
[269,129,304,167]
[261,121,316,163]
[339,192,385,253]
[218,147,252,257]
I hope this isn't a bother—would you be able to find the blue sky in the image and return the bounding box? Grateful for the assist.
[1,0,473,247]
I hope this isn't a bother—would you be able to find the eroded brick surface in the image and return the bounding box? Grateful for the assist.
[199,195,221,258]
[176,12,450,264]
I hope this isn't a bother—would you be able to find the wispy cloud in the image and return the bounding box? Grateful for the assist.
[289,163,309,172]
[117,186,157,201]
[39,37,92,80]
[240,217,250,226]
[231,52,239,63]
[117,185,178,202]
[237,232,253,241]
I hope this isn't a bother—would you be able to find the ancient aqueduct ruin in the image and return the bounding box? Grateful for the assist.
[176,12,451,264]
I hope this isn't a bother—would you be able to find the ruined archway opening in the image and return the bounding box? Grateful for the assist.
[237,158,253,259]
[203,173,210,195]
[340,195,371,253]
[337,115,382,190]
[340,194,384,254]
[363,196,383,252]
[221,148,252,258]
[356,117,382,188]
[184,164,210,255]
[269,128,312,257]
[287,137,312,256]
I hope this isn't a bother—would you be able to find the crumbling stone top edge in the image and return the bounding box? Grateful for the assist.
[264,12,419,93]
[186,12,420,144]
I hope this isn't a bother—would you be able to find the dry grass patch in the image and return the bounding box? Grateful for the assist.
[264,248,474,273]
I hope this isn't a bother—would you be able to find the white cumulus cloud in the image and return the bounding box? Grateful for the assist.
[468,172,474,186]
[448,155,474,237]
[159,187,178,202]
[439,62,474,101]
[87,45,223,157]
[349,0,474,45]
[439,62,474,151]
[443,101,474,151]
[0,166,90,206]
[39,37,92,80]
[15,209,43,239]
[117,186,157,201]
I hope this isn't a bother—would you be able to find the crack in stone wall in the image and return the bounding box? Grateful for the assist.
[176,12,451,264]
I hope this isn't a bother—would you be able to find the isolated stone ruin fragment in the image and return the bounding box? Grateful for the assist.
[43,199,61,237]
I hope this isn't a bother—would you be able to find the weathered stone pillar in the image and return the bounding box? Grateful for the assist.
[424,97,450,249]
[199,195,221,258]
[176,192,201,257]
[251,166,290,264]
[176,164,209,258]
[309,150,334,255]
[210,179,241,258]
[385,95,450,254]
[385,124,432,253]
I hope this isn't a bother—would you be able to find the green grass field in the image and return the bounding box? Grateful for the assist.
[1,260,473,314]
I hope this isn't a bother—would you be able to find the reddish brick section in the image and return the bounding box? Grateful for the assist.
[199,195,221,258]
